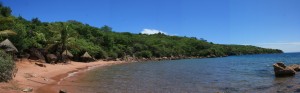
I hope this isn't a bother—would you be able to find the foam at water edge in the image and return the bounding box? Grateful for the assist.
[57,65,100,85]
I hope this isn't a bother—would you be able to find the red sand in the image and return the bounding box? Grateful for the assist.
[0,59,125,93]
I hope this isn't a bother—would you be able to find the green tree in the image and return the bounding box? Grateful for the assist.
[0,6,11,17]
[0,16,17,40]
[100,25,112,32]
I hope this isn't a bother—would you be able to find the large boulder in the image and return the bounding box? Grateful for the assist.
[28,48,45,62]
[273,62,296,77]
[46,54,57,64]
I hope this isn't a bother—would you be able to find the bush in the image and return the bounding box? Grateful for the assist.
[107,51,118,59]
[135,50,152,58]
[96,49,108,59]
[0,50,16,82]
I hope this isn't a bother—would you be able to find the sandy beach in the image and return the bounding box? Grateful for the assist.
[0,59,125,93]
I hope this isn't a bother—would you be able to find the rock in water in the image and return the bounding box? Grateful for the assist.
[273,62,296,77]
[288,64,300,71]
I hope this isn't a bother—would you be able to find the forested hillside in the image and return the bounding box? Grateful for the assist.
[0,4,283,61]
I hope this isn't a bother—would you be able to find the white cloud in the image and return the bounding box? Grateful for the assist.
[254,42,300,53]
[141,29,167,35]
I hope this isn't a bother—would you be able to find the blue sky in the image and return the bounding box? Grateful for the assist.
[1,0,300,52]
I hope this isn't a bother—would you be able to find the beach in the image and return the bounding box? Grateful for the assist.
[0,59,125,93]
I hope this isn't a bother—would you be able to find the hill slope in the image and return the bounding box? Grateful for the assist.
[0,4,283,61]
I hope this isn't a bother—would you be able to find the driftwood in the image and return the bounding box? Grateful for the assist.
[35,63,46,67]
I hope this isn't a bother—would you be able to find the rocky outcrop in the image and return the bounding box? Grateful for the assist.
[273,62,296,77]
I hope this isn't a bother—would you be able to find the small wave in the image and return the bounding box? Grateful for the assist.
[57,65,101,85]
[57,71,79,85]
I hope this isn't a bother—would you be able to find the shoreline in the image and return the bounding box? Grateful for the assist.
[36,61,127,93]
[0,59,127,93]
[0,53,285,93]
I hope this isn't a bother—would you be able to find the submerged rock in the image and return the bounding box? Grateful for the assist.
[273,62,296,77]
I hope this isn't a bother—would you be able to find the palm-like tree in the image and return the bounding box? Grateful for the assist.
[46,23,78,62]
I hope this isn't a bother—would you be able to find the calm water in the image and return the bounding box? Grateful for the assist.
[62,53,300,93]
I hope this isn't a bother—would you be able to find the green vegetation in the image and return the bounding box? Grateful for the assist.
[0,50,16,82]
[0,3,17,82]
[0,4,282,62]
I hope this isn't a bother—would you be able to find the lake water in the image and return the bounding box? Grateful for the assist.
[61,53,300,93]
